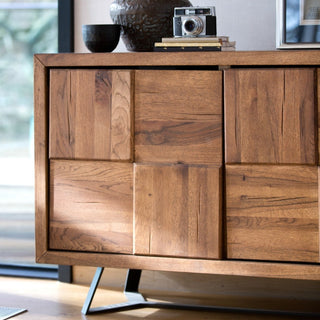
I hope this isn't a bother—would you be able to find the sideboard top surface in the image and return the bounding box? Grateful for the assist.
[35,50,320,68]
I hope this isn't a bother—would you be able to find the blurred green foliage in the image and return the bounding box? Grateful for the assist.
[0,1,57,141]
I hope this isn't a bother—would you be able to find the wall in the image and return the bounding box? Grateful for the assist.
[74,0,276,52]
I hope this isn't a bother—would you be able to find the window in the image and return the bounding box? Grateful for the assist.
[0,0,73,281]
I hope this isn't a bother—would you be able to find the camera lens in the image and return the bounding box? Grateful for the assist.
[182,16,204,36]
[184,20,196,33]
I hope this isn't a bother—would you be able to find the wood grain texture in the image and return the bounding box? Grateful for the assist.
[37,250,320,281]
[49,160,133,254]
[225,68,316,164]
[135,70,222,165]
[35,51,320,68]
[49,69,133,161]
[134,164,222,259]
[226,165,319,263]
[318,68,320,165]
[34,52,320,282]
[34,56,49,261]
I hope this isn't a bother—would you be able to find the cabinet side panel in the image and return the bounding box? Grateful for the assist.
[135,70,222,165]
[318,69,320,165]
[319,166,320,262]
[34,58,49,260]
[225,69,316,164]
[226,165,319,262]
[134,164,222,259]
[49,160,133,254]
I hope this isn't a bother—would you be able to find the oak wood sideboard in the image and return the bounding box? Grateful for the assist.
[35,51,320,284]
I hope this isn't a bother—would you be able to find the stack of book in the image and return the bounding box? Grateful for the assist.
[154,36,236,52]
[220,36,236,51]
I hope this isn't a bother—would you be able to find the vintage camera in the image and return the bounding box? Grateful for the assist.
[173,7,216,37]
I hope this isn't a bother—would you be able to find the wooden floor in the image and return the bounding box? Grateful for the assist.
[0,185,35,265]
[0,276,319,320]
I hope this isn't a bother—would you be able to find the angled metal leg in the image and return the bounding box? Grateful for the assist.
[82,268,320,317]
[81,267,104,315]
[82,268,147,315]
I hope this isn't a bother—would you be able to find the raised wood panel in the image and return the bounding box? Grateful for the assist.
[225,68,316,164]
[135,70,222,165]
[49,69,133,161]
[134,164,222,259]
[49,160,133,254]
[226,165,319,263]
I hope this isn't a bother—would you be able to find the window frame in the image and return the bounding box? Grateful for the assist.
[0,0,74,283]
[57,0,74,283]
[58,0,74,53]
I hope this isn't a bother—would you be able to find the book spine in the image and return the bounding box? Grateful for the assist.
[154,46,221,52]
[155,42,222,47]
[161,37,220,43]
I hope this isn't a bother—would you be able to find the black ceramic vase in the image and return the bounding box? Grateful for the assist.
[110,0,192,51]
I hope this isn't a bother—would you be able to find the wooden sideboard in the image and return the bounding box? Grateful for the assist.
[35,51,320,281]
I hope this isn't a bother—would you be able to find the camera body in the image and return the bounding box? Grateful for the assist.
[173,7,216,37]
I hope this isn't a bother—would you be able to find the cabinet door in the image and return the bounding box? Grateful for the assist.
[49,160,133,254]
[49,69,134,161]
[134,164,222,259]
[225,68,316,164]
[135,70,222,165]
[226,165,319,263]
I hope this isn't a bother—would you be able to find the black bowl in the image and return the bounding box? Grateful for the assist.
[82,24,121,52]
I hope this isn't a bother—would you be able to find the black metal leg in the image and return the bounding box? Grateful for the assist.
[81,267,104,315]
[124,269,142,292]
[82,268,147,315]
[82,268,320,317]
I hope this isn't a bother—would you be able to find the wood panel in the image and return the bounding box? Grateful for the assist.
[49,69,133,161]
[49,160,133,254]
[134,164,222,259]
[135,70,222,165]
[225,68,316,164]
[226,165,319,262]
